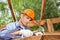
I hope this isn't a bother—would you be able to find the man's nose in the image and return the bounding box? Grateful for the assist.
[27,20,30,22]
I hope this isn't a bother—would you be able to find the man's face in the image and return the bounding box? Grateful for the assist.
[20,14,32,26]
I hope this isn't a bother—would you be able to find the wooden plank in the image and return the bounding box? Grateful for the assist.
[43,32,60,40]
[44,32,60,35]
[43,35,60,40]
[12,35,42,40]
[46,19,54,32]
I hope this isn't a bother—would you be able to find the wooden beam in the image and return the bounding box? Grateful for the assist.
[51,17,60,24]
[27,20,46,27]
[40,0,46,20]
[12,35,42,40]
[7,0,16,21]
[46,19,54,32]
[44,32,60,35]
[44,32,60,40]
[0,25,6,30]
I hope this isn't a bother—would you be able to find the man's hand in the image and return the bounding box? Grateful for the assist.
[20,29,33,37]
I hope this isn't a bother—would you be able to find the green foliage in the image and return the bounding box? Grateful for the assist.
[44,0,59,19]
[29,26,39,31]
[56,2,60,6]
[0,2,7,11]
[53,23,60,31]
[0,2,13,25]
[12,0,42,20]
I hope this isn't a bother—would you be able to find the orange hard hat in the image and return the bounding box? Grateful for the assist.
[21,9,34,20]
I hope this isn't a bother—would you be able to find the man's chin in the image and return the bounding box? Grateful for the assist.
[23,24,27,26]
[23,22,28,25]
[24,24,27,26]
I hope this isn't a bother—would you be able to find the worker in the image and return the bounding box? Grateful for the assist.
[0,9,35,40]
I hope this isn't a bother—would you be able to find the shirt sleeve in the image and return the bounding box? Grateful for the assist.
[0,23,16,37]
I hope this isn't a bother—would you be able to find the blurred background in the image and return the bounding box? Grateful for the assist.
[0,0,60,31]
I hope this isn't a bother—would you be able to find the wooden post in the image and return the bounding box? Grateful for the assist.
[7,0,16,21]
[40,0,46,20]
[46,19,54,32]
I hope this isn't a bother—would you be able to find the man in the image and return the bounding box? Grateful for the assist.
[0,9,35,40]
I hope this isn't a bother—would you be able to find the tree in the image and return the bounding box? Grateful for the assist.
[44,0,59,19]
[0,2,8,25]
[0,2,13,25]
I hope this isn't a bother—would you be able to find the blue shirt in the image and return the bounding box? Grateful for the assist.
[0,21,29,39]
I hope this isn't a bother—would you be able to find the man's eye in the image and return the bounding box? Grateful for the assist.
[26,17,32,21]
[29,19,32,21]
[27,17,29,19]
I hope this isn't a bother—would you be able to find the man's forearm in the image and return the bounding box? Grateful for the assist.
[11,30,21,35]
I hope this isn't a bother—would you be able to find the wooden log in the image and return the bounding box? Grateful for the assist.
[7,0,16,21]
[40,0,46,20]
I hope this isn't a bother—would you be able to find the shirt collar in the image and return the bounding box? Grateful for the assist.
[15,21,20,26]
[15,21,28,29]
